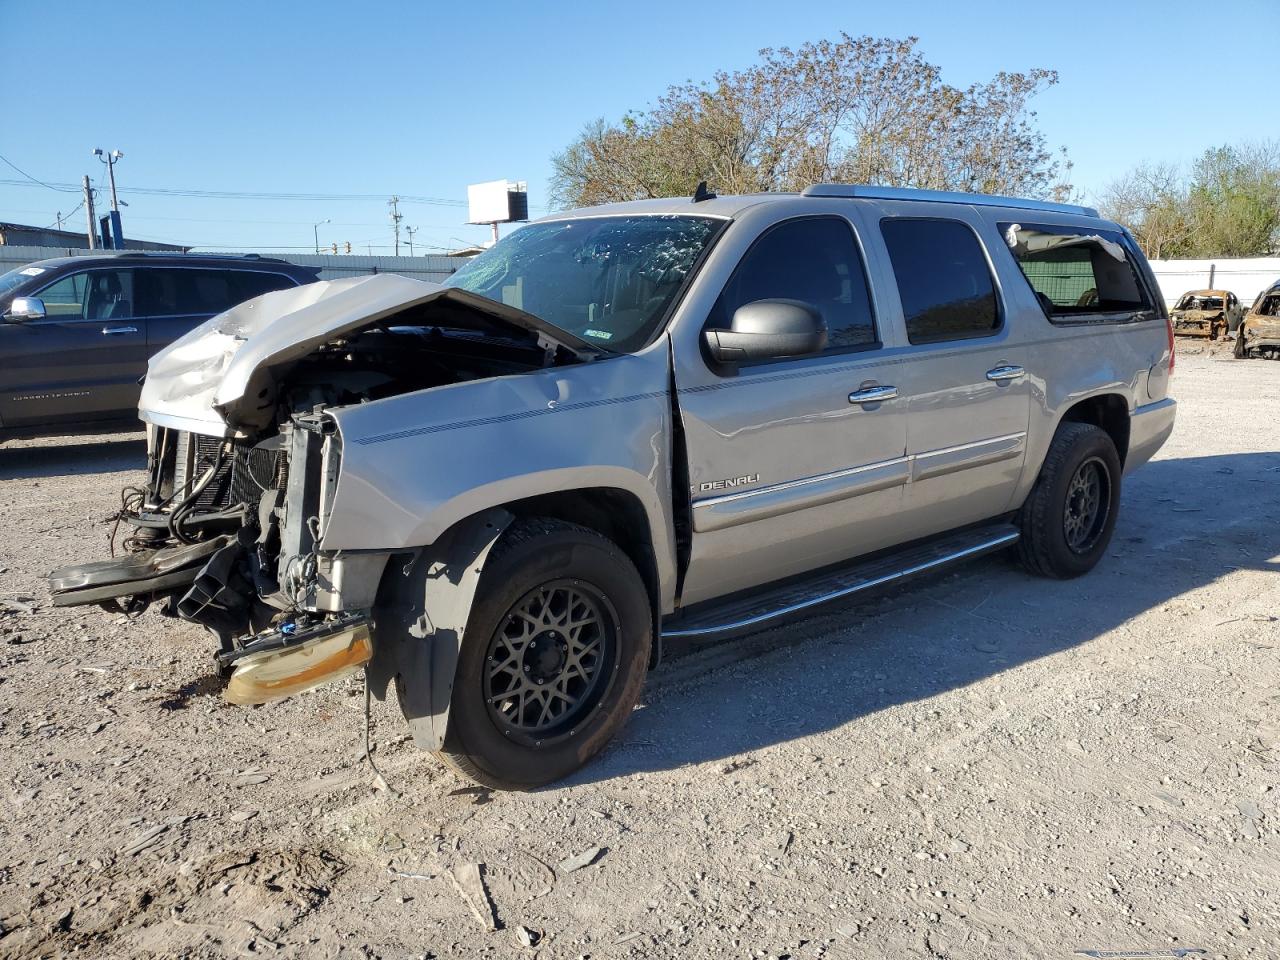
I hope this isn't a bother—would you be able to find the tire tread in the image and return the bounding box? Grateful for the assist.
[434,516,651,790]
[1017,421,1116,579]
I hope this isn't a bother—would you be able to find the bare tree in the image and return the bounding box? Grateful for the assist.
[550,35,1069,209]
[1098,162,1193,260]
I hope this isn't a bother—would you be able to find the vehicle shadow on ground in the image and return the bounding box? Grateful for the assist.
[572,450,1280,786]
[0,434,145,480]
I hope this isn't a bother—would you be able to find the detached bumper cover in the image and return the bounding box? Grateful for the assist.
[47,537,231,607]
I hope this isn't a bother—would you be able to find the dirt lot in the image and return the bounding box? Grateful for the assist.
[0,352,1277,960]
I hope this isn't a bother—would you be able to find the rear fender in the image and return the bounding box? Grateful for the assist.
[367,508,513,751]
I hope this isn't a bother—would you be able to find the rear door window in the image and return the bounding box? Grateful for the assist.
[710,216,878,355]
[1000,222,1152,319]
[183,269,239,315]
[136,268,255,317]
[135,269,184,318]
[879,218,1000,344]
[232,270,298,302]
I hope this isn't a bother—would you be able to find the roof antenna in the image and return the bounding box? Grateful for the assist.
[692,180,716,203]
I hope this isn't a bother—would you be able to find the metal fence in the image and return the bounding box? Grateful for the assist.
[1149,257,1280,309]
[0,246,472,284]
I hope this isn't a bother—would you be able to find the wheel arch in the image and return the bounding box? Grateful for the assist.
[499,487,664,668]
[1057,392,1131,467]
[369,487,666,753]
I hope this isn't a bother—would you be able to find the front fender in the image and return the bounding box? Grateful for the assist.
[320,348,677,606]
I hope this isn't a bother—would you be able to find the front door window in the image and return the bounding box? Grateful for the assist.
[36,270,134,321]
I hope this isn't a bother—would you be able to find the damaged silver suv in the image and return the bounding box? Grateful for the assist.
[50,185,1177,789]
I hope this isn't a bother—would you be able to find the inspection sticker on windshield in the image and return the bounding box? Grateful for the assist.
[19,266,45,276]
[583,329,614,340]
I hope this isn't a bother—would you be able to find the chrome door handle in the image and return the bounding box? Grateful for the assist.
[848,385,898,404]
[101,325,138,335]
[985,365,1024,382]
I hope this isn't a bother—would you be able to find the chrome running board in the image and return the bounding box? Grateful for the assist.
[661,524,1020,642]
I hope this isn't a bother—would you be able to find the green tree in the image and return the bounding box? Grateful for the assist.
[550,35,1069,209]
[1185,143,1280,257]
[1100,142,1280,259]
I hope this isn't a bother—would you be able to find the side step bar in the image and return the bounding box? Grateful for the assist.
[661,524,1020,642]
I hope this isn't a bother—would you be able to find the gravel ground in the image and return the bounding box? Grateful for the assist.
[0,351,1277,960]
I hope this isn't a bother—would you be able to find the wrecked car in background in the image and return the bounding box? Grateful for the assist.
[1235,280,1280,359]
[1169,288,1242,340]
[48,185,1176,789]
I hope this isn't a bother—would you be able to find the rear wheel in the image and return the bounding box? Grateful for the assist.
[1017,422,1121,579]
[438,518,652,789]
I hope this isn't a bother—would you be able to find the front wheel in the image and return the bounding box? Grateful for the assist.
[438,518,652,789]
[1017,422,1122,579]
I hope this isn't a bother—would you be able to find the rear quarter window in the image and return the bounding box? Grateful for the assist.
[1000,222,1152,320]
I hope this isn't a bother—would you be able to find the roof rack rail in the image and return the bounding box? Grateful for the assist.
[113,251,291,263]
[800,184,1099,219]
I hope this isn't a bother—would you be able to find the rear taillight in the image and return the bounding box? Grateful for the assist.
[1165,314,1176,374]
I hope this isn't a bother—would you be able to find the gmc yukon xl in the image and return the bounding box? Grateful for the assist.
[49,185,1177,789]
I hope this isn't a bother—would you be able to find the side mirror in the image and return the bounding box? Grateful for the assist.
[4,296,46,322]
[704,299,827,365]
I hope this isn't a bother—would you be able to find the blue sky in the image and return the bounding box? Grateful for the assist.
[2,0,1275,253]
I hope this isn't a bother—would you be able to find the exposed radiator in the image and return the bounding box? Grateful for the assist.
[167,431,285,512]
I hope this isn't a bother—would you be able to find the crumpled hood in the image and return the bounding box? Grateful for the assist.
[138,273,596,435]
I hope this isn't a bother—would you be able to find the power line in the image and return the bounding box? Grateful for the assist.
[0,154,80,193]
[45,199,85,230]
[0,176,550,214]
[0,177,468,206]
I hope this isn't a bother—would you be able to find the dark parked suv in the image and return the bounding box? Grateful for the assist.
[0,253,319,438]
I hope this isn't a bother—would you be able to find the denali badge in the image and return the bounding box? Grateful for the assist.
[696,473,760,494]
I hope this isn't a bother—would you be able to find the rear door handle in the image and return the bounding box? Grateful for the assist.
[985,365,1024,382]
[848,385,898,404]
[101,325,138,335]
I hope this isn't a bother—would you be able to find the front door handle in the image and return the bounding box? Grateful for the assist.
[848,384,898,405]
[101,325,138,335]
[986,365,1024,382]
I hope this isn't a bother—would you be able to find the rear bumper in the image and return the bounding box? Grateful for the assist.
[1126,397,1176,474]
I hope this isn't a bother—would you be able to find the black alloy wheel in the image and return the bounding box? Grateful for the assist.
[483,580,619,744]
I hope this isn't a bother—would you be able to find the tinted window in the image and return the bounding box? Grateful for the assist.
[1001,222,1150,318]
[35,269,134,321]
[136,267,253,317]
[232,270,297,302]
[184,269,238,314]
[880,219,999,344]
[711,217,876,353]
[135,269,183,317]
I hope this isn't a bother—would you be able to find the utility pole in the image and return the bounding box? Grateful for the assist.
[404,225,417,257]
[93,148,125,249]
[388,196,403,256]
[82,175,97,249]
